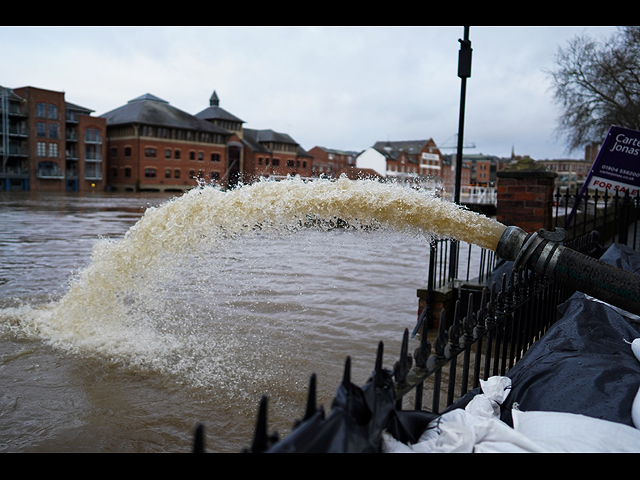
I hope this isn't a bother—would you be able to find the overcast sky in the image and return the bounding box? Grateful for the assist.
[0,26,619,160]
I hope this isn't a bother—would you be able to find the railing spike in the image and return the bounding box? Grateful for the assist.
[342,356,352,388]
[303,373,318,422]
[435,308,448,359]
[193,423,205,453]
[244,395,279,453]
[394,329,411,387]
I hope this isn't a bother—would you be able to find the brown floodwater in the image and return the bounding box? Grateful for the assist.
[0,180,496,452]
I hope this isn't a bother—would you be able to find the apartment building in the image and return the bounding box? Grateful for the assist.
[308,146,357,177]
[101,93,234,192]
[355,138,469,192]
[1,85,107,192]
[449,153,506,187]
[240,128,313,183]
[195,91,245,187]
[537,158,593,192]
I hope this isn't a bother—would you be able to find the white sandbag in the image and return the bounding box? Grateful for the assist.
[512,409,640,453]
[629,337,640,429]
[382,374,640,453]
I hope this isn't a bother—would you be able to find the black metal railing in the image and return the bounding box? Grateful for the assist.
[554,187,640,249]
[395,231,598,414]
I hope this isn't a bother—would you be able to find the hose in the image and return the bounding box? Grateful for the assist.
[495,226,640,317]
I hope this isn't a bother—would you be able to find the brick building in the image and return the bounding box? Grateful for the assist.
[537,157,594,193]
[102,93,233,192]
[196,90,313,185]
[308,146,357,177]
[241,128,313,183]
[356,138,470,194]
[1,85,107,192]
[447,153,507,187]
[194,91,245,187]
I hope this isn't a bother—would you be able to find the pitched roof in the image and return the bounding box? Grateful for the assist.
[194,90,245,124]
[243,128,311,156]
[0,85,25,102]
[65,101,93,114]
[372,139,433,156]
[100,93,231,135]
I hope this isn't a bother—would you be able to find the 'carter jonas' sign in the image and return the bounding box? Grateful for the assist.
[565,125,640,230]
[587,125,640,196]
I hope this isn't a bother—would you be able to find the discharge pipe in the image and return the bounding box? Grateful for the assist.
[494,225,640,317]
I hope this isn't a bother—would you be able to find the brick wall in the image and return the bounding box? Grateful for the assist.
[496,169,557,233]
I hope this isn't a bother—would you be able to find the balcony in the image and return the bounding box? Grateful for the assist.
[37,162,64,179]
[0,165,29,178]
[85,153,102,162]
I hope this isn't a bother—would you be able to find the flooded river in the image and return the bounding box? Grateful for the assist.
[0,179,501,452]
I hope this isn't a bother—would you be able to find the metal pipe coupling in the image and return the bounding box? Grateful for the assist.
[495,226,640,317]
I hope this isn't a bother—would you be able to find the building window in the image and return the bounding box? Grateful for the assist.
[48,104,58,120]
[211,153,221,162]
[124,147,132,157]
[165,148,172,159]
[37,141,47,157]
[36,102,46,118]
[165,168,172,178]
[145,148,157,158]
[49,123,58,139]
[174,169,180,179]
[86,144,101,161]
[174,149,181,159]
[190,151,195,160]
[272,158,280,166]
[211,171,220,181]
[110,147,118,158]
[144,168,156,178]
[85,128,102,143]
[48,143,58,158]
[37,122,46,137]
[258,157,263,165]
[124,167,132,178]
[287,160,295,167]
[198,151,204,161]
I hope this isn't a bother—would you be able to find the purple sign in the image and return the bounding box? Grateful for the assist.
[564,125,640,229]
[585,125,640,196]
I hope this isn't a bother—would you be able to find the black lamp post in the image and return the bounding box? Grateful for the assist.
[449,26,472,282]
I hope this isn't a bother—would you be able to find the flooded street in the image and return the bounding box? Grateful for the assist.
[0,186,446,452]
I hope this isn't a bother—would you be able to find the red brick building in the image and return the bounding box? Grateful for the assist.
[196,91,313,185]
[102,93,233,192]
[355,138,470,194]
[308,146,357,177]
[241,128,313,182]
[1,85,107,192]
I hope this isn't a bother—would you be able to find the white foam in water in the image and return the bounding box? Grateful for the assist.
[1,177,505,391]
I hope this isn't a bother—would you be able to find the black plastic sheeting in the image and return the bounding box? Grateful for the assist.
[257,243,640,452]
[265,359,439,453]
[494,242,640,428]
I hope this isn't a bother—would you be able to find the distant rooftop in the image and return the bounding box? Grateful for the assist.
[100,93,230,135]
[195,90,245,124]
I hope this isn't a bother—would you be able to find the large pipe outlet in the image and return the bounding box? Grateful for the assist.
[495,226,640,317]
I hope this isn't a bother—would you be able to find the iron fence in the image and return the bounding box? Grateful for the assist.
[395,230,600,413]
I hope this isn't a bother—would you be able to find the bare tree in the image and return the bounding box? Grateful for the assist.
[548,27,640,153]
